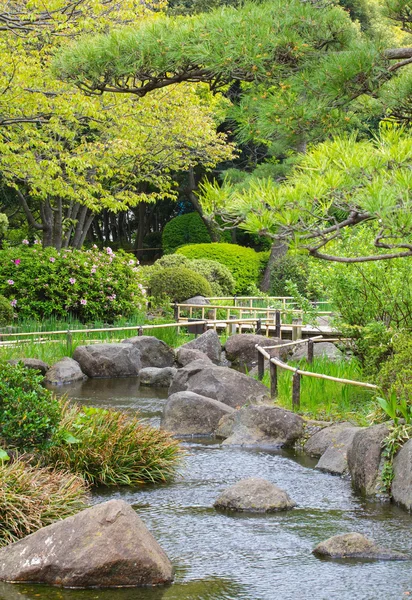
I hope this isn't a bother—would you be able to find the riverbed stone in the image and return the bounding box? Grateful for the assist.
[222,405,304,448]
[139,367,177,387]
[347,423,389,496]
[224,334,289,372]
[214,478,296,513]
[178,330,221,364]
[315,427,363,475]
[168,360,270,408]
[121,336,175,368]
[44,357,86,385]
[175,347,212,367]
[291,341,344,362]
[73,343,141,378]
[215,412,237,439]
[312,533,408,560]
[8,358,49,375]
[304,422,354,458]
[392,439,412,511]
[0,499,174,588]
[161,391,234,436]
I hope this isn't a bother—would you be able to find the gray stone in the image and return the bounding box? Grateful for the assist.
[291,341,344,362]
[222,405,304,448]
[8,358,49,376]
[392,439,412,511]
[121,336,175,368]
[181,296,210,305]
[304,422,354,458]
[161,391,234,436]
[44,357,86,385]
[215,412,237,439]
[347,424,389,496]
[312,532,408,561]
[139,367,177,387]
[175,347,212,367]
[315,427,363,475]
[214,478,296,513]
[168,360,270,408]
[224,334,289,372]
[219,350,232,368]
[73,343,141,378]
[178,330,221,364]
[0,500,174,588]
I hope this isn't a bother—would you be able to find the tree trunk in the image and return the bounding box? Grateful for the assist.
[188,167,220,242]
[260,242,288,292]
[136,202,146,250]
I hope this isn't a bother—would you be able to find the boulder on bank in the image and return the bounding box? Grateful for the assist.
[315,427,363,476]
[181,295,210,305]
[312,533,408,561]
[347,423,389,496]
[224,334,289,372]
[222,405,304,448]
[8,358,49,376]
[44,357,86,385]
[139,367,177,387]
[0,500,174,588]
[178,330,221,364]
[214,478,296,513]
[215,412,237,439]
[161,391,234,436]
[168,360,270,408]
[175,347,212,367]
[304,422,354,458]
[392,439,412,511]
[291,341,344,362]
[73,343,141,378]
[121,336,175,369]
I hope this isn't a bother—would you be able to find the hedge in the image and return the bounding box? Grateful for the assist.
[162,212,211,254]
[149,266,212,302]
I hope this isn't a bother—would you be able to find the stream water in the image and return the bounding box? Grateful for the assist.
[2,379,412,600]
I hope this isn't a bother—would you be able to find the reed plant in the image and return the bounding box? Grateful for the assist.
[0,458,88,546]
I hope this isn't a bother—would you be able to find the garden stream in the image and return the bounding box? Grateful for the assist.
[2,378,412,600]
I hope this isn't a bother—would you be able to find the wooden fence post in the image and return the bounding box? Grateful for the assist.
[257,350,265,380]
[66,329,72,353]
[173,302,179,321]
[307,339,314,363]
[256,319,262,335]
[292,372,301,409]
[138,326,143,337]
[275,310,281,338]
[270,361,278,398]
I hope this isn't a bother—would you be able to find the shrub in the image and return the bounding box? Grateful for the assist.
[156,254,191,269]
[188,259,235,296]
[0,362,61,450]
[162,212,211,253]
[0,458,88,546]
[176,243,268,293]
[44,403,182,486]
[378,332,412,401]
[0,294,13,326]
[0,244,146,322]
[270,254,314,298]
[149,266,212,302]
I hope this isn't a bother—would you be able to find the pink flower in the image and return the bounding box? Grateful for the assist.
[7,279,14,285]
[105,247,113,255]
[128,259,135,266]
[69,278,76,285]
[49,257,56,263]
[33,239,40,245]
[92,244,98,249]
[14,259,21,265]
[22,239,29,245]
[91,267,96,274]
[80,299,87,305]
[10,299,17,307]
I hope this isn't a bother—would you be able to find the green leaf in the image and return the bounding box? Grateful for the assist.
[0,449,10,462]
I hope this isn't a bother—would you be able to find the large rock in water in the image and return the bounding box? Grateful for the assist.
[304,422,354,458]
[291,341,344,362]
[312,533,408,561]
[73,343,141,378]
[121,336,175,368]
[315,426,363,476]
[347,424,389,496]
[8,358,49,376]
[161,391,234,436]
[225,334,289,372]
[44,357,86,385]
[214,478,296,513]
[177,330,221,364]
[0,500,174,588]
[168,360,269,408]
[392,438,412,511]
[222,405,304,448]
[139,367,177,387]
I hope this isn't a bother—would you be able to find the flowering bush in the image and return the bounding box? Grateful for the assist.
[0,295,13,326]
[0,245,146,321]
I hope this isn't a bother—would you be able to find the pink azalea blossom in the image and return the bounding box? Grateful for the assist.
[128,260,135,266]
[91,267,96,274]
[33,239,40,245]
[80,299,87,305]
[22,239,29,245]
[14,259,21,265]
[105,247,113,255]
[7,279,14,285]
[10,299,17,307]
[69,278,76,285]
[49,257,56,263]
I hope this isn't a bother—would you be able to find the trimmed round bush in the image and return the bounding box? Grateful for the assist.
[176,243,268,293]
[156,254,191,269]
[270,254,313,298]
[149,266,212,302]
[0,245,146,322]
[0,362,61,450]
[162,212,211,254]
[188,259,235,296]
[0,294,13,326]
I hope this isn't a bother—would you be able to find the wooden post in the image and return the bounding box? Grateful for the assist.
[234,294,237,307]
[270,361,278,398]
[292,371,301,410]
[307,339,314,363]
[275,310,281,338]
[66,329,72,353]
[202,322,207,333]
[256,319,262,335]
[138,326,143,337]
[173,302,179,321]
[257,350,264,380]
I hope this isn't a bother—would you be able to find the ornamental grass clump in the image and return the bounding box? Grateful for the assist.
[0,458,88,546]
[44,403,182,486]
